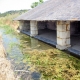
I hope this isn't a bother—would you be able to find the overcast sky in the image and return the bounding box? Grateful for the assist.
[0,0,47,13]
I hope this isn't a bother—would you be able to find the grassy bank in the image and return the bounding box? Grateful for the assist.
[0,13,19,30]
[0,25,16,35]
[0,10,28,30]
[0,12,20,35]
[0,35,15,80]
[22,49,80,80]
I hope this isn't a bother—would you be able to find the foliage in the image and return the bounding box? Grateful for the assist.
[0,10,28,30]
[19,35,80,80]
[20,40,80,80]
[0,25,15,35]
[31,0,44,8]
[0,10,28,17]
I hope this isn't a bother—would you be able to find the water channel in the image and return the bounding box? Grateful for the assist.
[0,28,80,80]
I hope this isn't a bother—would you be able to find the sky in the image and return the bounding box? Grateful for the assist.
[0,0,47,13]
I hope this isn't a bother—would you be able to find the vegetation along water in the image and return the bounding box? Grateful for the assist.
[0,10,80,80]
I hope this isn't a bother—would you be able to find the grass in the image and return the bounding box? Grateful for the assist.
[0,13,19,30]
[0,13,20,35]
[0,25,15,35]
[22,47,80,80]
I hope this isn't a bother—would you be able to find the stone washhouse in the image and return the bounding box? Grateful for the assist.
[14,0,80,56]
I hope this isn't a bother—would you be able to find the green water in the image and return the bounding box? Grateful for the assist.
[0,28,80,80]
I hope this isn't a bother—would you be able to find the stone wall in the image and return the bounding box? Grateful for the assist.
[19,21,30,31]
[47,21,56,30]
[23,21,30,31]
[38,21,56,30]
[38,21,46,29]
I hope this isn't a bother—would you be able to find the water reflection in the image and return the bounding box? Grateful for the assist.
[19,33,54,51]
[30,37,39,49]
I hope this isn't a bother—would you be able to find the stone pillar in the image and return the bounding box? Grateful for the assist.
[30,21,38,37]
[19,21,30,31]
[56,21,71,50]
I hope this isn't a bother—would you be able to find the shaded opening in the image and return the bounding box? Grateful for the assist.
[23,20,30,31]
[37,21,57,45]
[70,21,80,36]
[19,20,30,32]
[38,21,56,34]
[70,21,80,52]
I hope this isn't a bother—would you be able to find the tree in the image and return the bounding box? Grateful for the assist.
[39,0,44,3]
[31,0,44,8]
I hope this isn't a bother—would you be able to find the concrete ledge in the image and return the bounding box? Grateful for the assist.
[21,30,30,36]
[21,31,80,56]
[30,34,38,37]
[34,36,57,46]
[21,30,57,46]
[68,48,80,56]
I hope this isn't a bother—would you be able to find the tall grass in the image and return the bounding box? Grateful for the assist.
[0,25,16,35]
[0,13,19,30]
[0,13,20,35]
